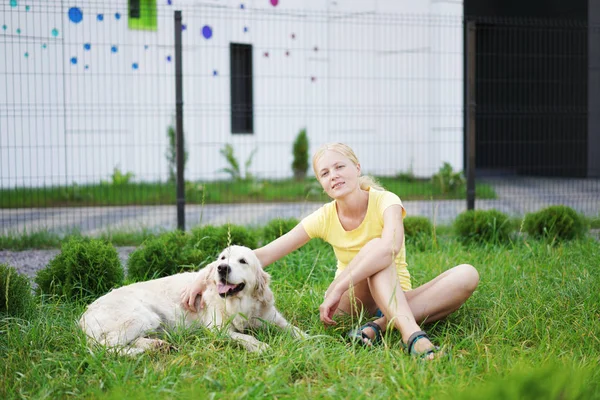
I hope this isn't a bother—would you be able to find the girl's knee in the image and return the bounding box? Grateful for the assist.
[456,264,479,292]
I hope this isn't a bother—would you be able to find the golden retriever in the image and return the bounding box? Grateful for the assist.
[79,245,305,355]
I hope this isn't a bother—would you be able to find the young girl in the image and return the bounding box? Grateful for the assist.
[181,143,479,359]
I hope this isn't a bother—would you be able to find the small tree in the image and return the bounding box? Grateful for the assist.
[291,129,309,181]
[219,143,257,181]
[166,124,188,183]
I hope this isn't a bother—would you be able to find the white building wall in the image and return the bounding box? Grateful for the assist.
[0,0,463,187]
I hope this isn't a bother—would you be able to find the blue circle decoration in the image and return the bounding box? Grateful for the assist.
[213,70,218,76]
[240,4,245,9]
[115,13,121,20]
[51,28,59,37]
[42,43,47,49]
[132,63,139,70]
[97,14,104,21]
[25,5,30,11]
[167,0,172,5]
[166,55,172,62]
[24,52,29,58]
[2,25,7,31]
[16,28,21,34]
[71,57,77,65]
[182,24,187,31]
[243,26,248,33]
[111,45,118,53]
[202,25,212,39]
[84,43,91,50]
[85,65,89,69]
[10,0,17,7]
[68,7,83,24]
[144,45,149,50]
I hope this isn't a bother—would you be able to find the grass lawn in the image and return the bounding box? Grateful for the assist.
[0,178,496,208]
[1,236,599,399]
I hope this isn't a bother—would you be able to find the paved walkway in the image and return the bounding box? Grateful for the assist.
[1,177,598,235]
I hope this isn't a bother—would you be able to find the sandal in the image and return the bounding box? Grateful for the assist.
[403,330,440,359]
[347,321,382,346]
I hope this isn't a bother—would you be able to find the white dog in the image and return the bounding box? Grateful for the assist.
[79,245,305,355]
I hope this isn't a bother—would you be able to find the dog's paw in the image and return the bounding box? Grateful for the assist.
[290,326,308,340]
[249,341,270,353]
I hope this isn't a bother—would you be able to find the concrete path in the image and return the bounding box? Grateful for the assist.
[1,177,598,235]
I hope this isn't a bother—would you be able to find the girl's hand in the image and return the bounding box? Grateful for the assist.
[180,279,207,312]
[319,289,342,326]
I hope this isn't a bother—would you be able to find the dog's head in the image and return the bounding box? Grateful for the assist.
[208,245,272,302]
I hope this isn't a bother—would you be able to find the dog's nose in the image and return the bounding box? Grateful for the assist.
[217,264,230,276]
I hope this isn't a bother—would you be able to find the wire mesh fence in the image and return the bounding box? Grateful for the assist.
[1,2,598,236]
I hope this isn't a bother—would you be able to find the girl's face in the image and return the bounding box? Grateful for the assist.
[315,150,361,199]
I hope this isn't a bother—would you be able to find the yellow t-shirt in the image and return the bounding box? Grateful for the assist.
[301,188,412,291]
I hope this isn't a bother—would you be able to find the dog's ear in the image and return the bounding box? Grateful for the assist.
[255,268,274,305]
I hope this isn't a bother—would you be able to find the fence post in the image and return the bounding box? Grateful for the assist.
[174,10,185,231]
[464,19,476,210]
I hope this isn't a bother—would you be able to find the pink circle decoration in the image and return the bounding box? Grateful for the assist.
[270,0,278,6]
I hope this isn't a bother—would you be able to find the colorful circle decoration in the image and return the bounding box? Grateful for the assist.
[132,63,139,70]
[2,25,7,31]
[270,0,278,6]
[10,0,17,7]
[167,0,172,5]
[111,45,118,53]
[71,57,77,65]
[68,7,83,24]
[42,43,47,49]
[97,14,104,21]
[115,13,121,20]
[51,28,59,37]
[202,25,212,39]
[84,43,91,50]
[166,55,172,62]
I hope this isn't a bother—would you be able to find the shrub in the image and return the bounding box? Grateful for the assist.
[0,264,35,318]
[403,216,434,251]
[188,224,258,264]
[523,205,588,242]
[454,209,512,245]
[262,218,299,244]
[218,143,257,181]
[127,230,200,282]
[291,129,309,181]
[431,162,465,194]
[35,237,124,302]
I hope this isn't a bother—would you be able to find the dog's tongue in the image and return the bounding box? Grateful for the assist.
[217,282,237,294]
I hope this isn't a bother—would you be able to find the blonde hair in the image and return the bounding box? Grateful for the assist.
[312,142,384,191]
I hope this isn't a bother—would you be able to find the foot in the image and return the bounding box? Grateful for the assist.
[404,330,440,360]
[347,321,382,346]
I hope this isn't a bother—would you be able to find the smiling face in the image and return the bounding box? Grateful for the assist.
[212,245,262,298]
[314,149,361,200]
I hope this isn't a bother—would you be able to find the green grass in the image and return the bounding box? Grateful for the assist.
[1,237,599,399]
[0,178,496,208]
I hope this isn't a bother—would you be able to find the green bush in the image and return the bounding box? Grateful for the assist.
[35,237,124,302]
[127,230,200,282]
[0,264,35,318]
[403,216,434,251]
[454,209,512,245]
[403,216,433,237]
[431,162,465,194]
[291,129,309,180]
[523,205,588,242]
[262,218,299,244]
[188,224,258,263]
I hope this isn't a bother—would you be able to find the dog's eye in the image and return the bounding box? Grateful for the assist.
[239,258,247,264]
[220,255,226,260]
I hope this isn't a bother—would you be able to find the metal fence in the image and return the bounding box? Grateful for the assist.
[1,3,598,236]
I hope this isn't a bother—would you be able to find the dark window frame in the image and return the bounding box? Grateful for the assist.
[230,43,254,134]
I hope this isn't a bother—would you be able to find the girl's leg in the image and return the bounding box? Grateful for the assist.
[337,263,479,352]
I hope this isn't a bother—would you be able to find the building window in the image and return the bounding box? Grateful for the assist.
[128,0,157,31]
[230,43,254,134]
